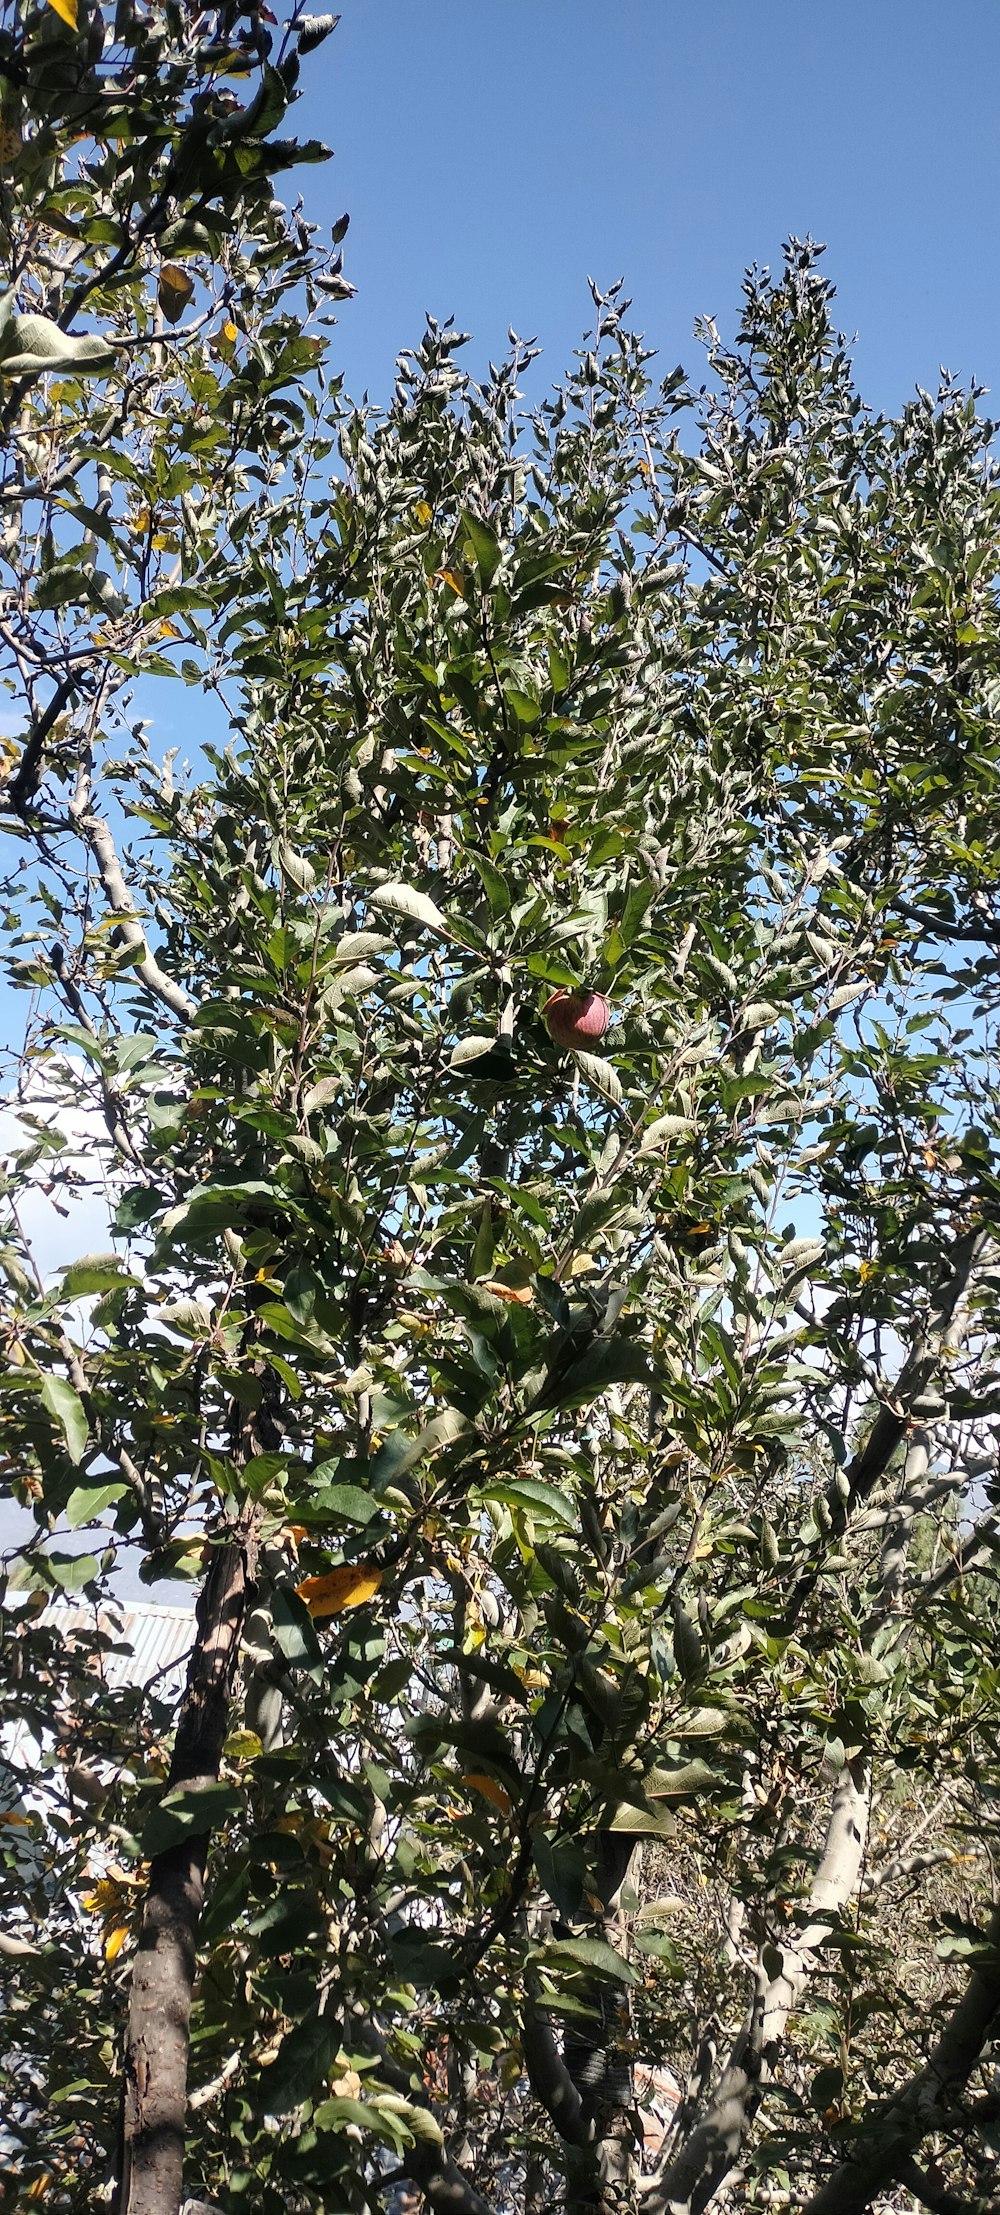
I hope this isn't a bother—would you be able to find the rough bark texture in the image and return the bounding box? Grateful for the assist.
[116,1530,254,2215]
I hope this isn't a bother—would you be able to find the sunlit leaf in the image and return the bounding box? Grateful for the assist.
[40,1375,88,1465]
[297,1564,383,1617]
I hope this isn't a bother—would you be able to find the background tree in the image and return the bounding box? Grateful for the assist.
[1,13,999,2215]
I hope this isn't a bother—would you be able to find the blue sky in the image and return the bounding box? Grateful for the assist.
[296,0,1000,420]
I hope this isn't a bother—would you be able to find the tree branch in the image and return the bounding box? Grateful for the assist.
[781,1229,990,1632]
[897,2156,988,2215]
[116,1525,257,2215]
[800,1902,1000,2215]
[72,804,197,1023]
[351,2023,497,2215]
[6,676,77,813]
[642,1763,870,2215]
[521,2005,588,2146]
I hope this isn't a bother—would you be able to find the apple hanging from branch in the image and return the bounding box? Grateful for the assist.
[543,988,611,1049]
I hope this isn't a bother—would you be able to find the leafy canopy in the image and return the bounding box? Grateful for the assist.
[1,13,999,2212]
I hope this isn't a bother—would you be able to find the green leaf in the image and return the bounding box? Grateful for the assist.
[482,1478,576,1528]
[313,2094,403,2138]
[114,1185,161,1232]
[48,1551,99,1592]
[460,509,502,586]
[40,1374,89,1464]
[467,850,511,915]
[241,1452,288,1499]
[645,1759,722,1799]
[548,1337,652,1411]
[367,881,452,938]
[606,1799,677,1839]
[256,2013,342,2113]
[283,1264,323,1322]
[270,1586,324,1678]
[532,1834,585,1919]
[248,1894,324,1955]
[0,313,114,377]
[505,685,541,725]
[572,1049,622,1104]
[302,1480,380,1525]
[65,1481,126,1529]
[142,1782,242,1857]
[541,1936,640,1987]
[58,1254,138,1297]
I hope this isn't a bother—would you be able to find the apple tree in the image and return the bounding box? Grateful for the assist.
[0,13,999,2215]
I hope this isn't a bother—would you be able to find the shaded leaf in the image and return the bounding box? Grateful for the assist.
[157,263,195,324]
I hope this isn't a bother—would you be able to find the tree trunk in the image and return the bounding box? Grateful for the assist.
[561,1835,640,2214]
[115,1529,255,2215]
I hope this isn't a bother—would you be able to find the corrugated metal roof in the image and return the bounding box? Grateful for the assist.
[39,1597,195,1695]
[1,1599,195,1782]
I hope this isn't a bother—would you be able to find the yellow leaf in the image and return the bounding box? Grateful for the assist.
[104,1925,129,1961]
[83,1880,119,1914]
[46,0,78,25]
[463,1772,512,1815]
[414,501,433,526]
[858,1260,877,1283]
[434,568,465,596]
[158,618,181,640]
[297,1563,382,1618]
[329,2066,364,2097]
[157,263,194,325]
[26,2175,51,2202]
[481,1279,533,1305]
[221,320,238,345]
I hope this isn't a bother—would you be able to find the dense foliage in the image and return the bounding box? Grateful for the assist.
[1,8,999,2215]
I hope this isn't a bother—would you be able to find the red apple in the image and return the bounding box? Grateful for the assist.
[543,988,611,1049]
